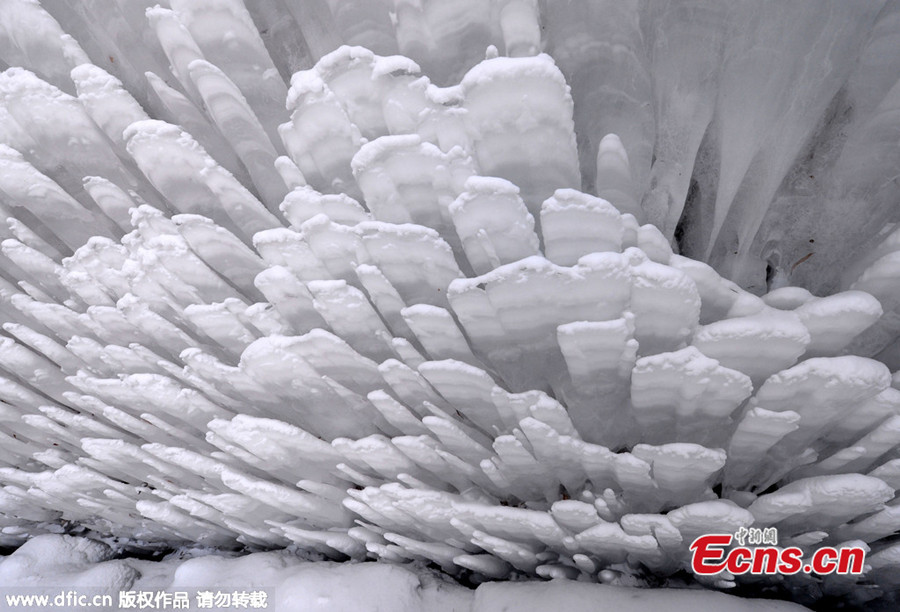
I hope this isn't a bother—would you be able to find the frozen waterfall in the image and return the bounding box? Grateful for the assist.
[0,1,899,610]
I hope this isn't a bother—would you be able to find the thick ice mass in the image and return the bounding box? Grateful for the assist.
[0,0,899,609]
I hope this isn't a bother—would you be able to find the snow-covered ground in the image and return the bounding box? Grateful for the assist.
[0,535,808,612]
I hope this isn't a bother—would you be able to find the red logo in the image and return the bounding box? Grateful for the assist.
[689,533,866,576]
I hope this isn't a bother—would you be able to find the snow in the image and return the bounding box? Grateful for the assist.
[692,309,811,383]
[460,54,580,211]
[281,186,369,228]
[124,120,279,240]
[540,189,624,266]
[70,64,148,149]
[186,59,287,209]
[793,291,882,356]
[449,176,540,274]
[631,347,752,446]
[748,474,894,528]
[371,55,421,79]
[474,580,806,612]
[1,2,900,609]
[0,145,104,250]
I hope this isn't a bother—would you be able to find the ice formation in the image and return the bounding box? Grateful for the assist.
[0,1,899,610]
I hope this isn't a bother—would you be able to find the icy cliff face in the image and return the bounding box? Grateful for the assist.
[0,0,900,609]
